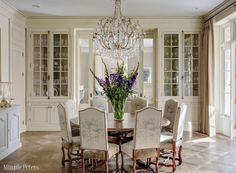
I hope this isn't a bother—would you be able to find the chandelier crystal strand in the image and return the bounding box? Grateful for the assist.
[93,0,144,60]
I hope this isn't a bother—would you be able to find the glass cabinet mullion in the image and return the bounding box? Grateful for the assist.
[52,33,69,97]
[183,33,199,96]
[163,33,179,96]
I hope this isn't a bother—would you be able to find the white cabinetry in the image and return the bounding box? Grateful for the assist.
[158,31,200,131]
[27,103,59,131]
[0,105,21,160]
[27,30,71,131]
[0,112,7,154]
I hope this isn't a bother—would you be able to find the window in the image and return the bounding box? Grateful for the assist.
[220,23,232,116]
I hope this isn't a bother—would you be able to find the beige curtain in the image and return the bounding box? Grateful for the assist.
[200,19,215,136]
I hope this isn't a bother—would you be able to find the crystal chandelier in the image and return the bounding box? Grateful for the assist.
[93,0,144,60]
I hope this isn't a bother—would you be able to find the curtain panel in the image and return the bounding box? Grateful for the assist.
[200,19,215,136]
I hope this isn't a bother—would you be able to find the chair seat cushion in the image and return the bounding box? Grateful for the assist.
[83,143,119,160]
[160,139,182,150]
[160,132,173,142]
[62,136,80,150]
[121,142,158,159]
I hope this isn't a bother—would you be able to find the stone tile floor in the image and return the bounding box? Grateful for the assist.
[0,131,236,173]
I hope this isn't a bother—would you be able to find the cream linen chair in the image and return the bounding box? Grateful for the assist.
[160,103,187,172]
[57,104,80,172]
[121,107,162,172]
[79,107,119,173]
[90,96,109,112]
[130,97,148,114]
[162,99,178,133]
[65,99,80,137]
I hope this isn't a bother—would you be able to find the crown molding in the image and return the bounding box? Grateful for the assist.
[0,0,27,18]
[203,0,236,22]
[27,15,202,20]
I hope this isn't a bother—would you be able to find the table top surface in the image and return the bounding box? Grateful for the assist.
[72,113,170,132]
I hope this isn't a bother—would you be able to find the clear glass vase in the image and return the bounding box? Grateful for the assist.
[111,99,126,120]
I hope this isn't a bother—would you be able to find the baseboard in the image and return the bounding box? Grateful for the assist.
[0,142,22,160]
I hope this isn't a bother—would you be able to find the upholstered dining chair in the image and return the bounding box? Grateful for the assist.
[160,103,187,172]
[90,96,109,112]
[79,107,119,173]
[65,99,80,137]
[121,107,162,173]
[57,104,80,172]
[130,97,148,114]
[162,99,178,133]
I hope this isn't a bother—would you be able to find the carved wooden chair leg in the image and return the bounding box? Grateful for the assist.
[156,148,160,173]
[67,144,73,173]
[121,152,124,170]
[132,150,136,173]
[81,149,85,173]
[172,144,176,172]
[61,146,65,166]
[105,151,109,173]
[115,153,119,171]
[178,145,183,165]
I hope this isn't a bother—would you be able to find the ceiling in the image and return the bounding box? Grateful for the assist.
[6,0,225,17]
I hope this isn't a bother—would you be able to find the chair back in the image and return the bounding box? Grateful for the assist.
[133,107,162,150]
[57,104,73,142]
[79,107,108,151]
[173,103,187,142]
[130,97,148,114]
[163,99,178,131]
[65,99,78,121]
[90,96,108,112]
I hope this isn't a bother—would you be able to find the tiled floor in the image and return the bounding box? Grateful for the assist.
[0,131,236,173]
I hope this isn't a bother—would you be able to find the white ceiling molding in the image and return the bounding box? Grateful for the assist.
[6,0,224,17]
[203,0,236,22]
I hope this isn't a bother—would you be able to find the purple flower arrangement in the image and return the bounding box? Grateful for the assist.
[90,60,139,120]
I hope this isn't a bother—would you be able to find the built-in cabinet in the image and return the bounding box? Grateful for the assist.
[0,105,21,160]
[159,31,200,131]
[27,30,71,131]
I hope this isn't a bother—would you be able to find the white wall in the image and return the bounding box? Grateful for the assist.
[0,0,26,132]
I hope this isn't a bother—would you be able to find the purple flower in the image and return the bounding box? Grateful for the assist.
[97,78,105,87]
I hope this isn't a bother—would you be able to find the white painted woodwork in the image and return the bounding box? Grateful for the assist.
[0,0,26,133]
[0,14,9,81]
[157,30,201,131]
[27,30,71,131]
[27,103,60,131]
[0,105,21,160]
[0,112,7,154]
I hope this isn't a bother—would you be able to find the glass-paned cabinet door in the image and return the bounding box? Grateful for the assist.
[184,33,199,96]
[163,33,179,96]
[32,34,48,97]
[53,34,69,97]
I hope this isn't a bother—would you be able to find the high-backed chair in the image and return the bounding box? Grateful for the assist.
[79,108,119,173]
[130,97,148,114]
[65,99,80,137]
[90,96,109,112]
[57,104,80,172]
[160,103,187,172]
[121,107,162,172]
[162,99,178,133]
